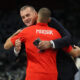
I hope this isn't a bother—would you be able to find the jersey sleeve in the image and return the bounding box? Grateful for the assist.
[11,30,25,46]
[63,45,73,53]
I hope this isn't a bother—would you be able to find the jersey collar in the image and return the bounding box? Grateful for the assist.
[36,23,48,26]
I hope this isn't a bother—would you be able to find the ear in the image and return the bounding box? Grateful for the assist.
[35,12,38,20]
[48,17,51,22]
[36,15,38,20]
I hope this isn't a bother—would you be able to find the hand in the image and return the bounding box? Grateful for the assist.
[38,41,51,50]
[15,39,21,52]
[74,45,80,53]
[72,45,80,57]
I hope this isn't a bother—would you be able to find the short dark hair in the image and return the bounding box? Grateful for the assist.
[38,8,51,23]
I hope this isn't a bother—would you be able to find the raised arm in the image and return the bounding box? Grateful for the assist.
[4,37,13,50]
[4,29,22,50]
[48,17,72,48]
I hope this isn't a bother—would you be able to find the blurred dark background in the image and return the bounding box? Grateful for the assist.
[0,0,79,44]
[0,0,80,79]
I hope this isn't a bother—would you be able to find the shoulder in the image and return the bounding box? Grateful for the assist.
[20,25,36,34]
[23,25,36,30]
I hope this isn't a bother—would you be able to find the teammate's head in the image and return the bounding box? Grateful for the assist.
[20,5,37,26]
[37,8,51,23]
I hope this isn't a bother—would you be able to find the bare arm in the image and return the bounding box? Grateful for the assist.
[4,29,22,50]
[10,29,22,37]
[4,37,13,50]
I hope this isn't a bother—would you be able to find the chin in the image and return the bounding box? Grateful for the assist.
[25,22,33,26]
[27,25,31,26]
[25,24,30,27]
[28,24,33,26]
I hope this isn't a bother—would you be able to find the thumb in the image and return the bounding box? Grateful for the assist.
[74,45,79,49]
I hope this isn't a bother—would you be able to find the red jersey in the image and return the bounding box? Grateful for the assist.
[11,23,72,80]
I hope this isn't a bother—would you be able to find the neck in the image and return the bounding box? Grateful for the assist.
[37,20,48,24]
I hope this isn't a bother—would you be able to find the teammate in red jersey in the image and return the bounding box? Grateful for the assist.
[4,8,80,80]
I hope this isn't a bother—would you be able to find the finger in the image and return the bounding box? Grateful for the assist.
[15,39,21,42]
[38,45,46,50]
[38,42,45,49]
[74,45,79,48]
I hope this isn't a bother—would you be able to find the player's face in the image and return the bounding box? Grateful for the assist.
[20,7,37,26]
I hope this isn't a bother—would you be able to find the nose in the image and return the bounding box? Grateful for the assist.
[24,16,28,21]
